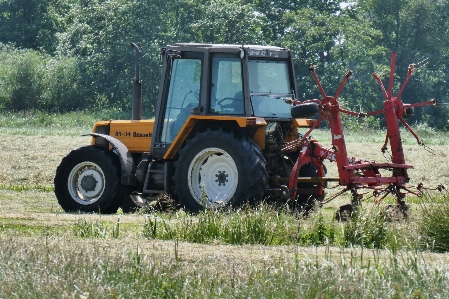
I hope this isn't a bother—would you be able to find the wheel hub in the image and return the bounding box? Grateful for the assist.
[215,171,228,186]
[80,174,97,192]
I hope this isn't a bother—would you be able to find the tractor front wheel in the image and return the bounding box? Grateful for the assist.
[54,146,122,214]
[173,128,268,212]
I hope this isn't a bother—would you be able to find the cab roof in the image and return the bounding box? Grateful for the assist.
[168,43,287,51]
[166,43,290,58]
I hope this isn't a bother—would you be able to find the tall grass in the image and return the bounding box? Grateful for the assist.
[141,204,410,250]
[73,217,121,239]
[342,205,401,250]
[143,205,341,246]
[0,237,447,298]
[418,188,449,252]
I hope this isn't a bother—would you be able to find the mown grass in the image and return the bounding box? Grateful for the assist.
[0,109,153,136]
[0,183,53,192]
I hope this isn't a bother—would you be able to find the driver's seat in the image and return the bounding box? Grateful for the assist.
[170,103,196,141]
[229,91,244,114]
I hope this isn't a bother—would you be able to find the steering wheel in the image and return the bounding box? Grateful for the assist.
[180,89,200,109]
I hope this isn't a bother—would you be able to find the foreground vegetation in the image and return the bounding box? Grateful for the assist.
[1,235,448,298]
[1,190,449,298]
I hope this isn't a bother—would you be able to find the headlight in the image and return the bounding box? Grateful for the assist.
[95,125,110,147]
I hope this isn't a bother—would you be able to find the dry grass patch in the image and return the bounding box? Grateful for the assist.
[0,133,87,187]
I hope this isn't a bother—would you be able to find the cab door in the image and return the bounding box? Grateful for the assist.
[151,51,203,158]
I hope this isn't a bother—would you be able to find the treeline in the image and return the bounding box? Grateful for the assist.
[0,0,448,129]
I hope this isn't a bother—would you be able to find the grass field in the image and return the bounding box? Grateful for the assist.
[1,111,449,298]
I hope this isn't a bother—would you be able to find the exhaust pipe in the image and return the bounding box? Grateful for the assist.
[131,42,142,120]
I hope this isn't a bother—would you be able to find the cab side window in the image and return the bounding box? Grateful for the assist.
[161,58,201,143]
[209,56,244,115]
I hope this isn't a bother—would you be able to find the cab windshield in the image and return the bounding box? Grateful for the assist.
[248,59,293,118]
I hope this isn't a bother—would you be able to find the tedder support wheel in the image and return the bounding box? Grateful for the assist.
[173,128,268,212]
[54,146,122,214]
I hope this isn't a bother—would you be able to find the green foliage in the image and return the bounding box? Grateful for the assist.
[0,44,99,112]
[0,0,61,51]
[192,0,262,44]
[0,45,45,110]
[41,55,88,111]
[340,113,381,132]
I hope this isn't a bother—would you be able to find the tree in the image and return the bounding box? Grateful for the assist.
[192,0,262,44]
[0,0,60,52]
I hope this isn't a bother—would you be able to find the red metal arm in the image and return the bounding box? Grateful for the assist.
[396,64,414,100]
[334,71,352,101]
[404,99,436,109]
[372,73,389,101]
[387,52,397,101]
[399,117,423,145]
[309,65,327,99]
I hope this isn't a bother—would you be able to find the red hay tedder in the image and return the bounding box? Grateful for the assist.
[286,52,440,219]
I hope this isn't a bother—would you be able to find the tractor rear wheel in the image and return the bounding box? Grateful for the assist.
[54,146,122,214]
[173,128,268,212]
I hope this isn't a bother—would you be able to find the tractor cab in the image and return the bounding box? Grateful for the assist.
[151,44,301,159]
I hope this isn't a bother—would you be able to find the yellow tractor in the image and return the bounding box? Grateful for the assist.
[54,43,323,213]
